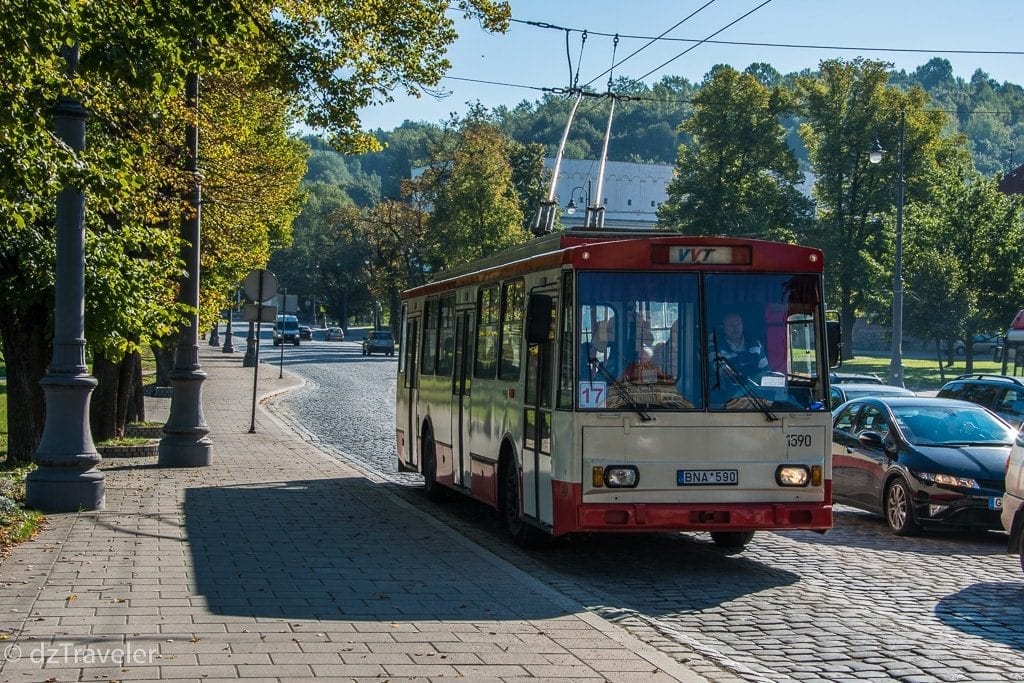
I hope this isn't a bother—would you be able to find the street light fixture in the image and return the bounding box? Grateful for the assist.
[869,112,906,388]
[565,180,599,228]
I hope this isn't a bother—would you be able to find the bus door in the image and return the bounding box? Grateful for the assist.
[523,290,557,525]
[451,310,473,489]
[403,317,419,471]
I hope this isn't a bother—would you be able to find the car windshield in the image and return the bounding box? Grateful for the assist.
[892,405,1017,446]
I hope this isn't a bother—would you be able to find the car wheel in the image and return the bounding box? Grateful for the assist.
[885,477,922,536]
[710,531,755,551]
[501,457,543,547]
[421,433,448,502]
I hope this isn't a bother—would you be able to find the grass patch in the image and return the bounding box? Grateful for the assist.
[838,353,1015,392]
[97,436,151,447]
[0,465,43,554]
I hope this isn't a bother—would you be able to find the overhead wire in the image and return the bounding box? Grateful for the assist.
[440,75,1024,119]
[511,17,1024,57]
[580,0,719,89]
[633,0,774,82]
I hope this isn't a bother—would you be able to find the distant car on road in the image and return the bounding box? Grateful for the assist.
[832,396,1014,536]
[299,325,312,340]
[829,382,915,410]
[953,333,1002,356]
[272,314,300,346]
[324,327,345,342]
[362,329,395,356]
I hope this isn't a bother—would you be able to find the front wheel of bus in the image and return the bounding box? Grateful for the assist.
[710,531,755,551]
[502,459,542,548]
[421,433,448,502]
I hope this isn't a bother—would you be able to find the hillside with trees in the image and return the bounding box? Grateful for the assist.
[283,56,1024,372]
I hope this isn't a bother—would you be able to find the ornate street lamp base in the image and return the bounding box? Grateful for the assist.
[26,467,106,512]
[158,434,212,467]
[158,367,212,467]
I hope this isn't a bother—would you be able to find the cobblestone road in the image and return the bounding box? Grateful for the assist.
[266,338,1024,683]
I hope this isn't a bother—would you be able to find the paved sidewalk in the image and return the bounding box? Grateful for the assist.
[0,344,706,682]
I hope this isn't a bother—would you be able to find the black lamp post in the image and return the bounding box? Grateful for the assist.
[221,290,236,353]
[565,180,602,228]
[869,112,906,388]
[159,70,212,467]
[26,43,106,512]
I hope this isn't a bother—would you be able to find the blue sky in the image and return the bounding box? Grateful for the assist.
[356,0,1024,132]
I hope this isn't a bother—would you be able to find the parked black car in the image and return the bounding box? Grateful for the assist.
[832,396,1013,536]
[936,374,1024,428]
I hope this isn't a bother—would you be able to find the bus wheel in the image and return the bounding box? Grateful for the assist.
[421,433,448,502]
[710,531,755,550]
[501,458,542,548]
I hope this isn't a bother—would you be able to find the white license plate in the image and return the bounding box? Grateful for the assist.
[990,496,1003,510]
[677,469,738,486]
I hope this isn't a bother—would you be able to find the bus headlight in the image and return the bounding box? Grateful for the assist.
[603,466,639,488]
[776,465,810,487]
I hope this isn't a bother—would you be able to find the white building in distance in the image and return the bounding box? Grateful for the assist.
[546,158,674,230]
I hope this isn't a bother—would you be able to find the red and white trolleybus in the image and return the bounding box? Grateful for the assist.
[395,229,840,549]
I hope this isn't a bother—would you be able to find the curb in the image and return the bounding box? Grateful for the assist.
[96,439,159,458]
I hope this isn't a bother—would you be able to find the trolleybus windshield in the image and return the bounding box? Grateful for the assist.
[577,271,825,412]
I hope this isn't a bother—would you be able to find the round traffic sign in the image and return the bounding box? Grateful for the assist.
[242,269,279,302]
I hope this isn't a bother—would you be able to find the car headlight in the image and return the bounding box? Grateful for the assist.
[914,471,979,489]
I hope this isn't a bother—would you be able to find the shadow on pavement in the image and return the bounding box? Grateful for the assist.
[183,475,573,622]
[934,581,1024,649]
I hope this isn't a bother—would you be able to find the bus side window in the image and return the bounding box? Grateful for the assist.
[474,284,500,378]
[436,295,455,377]
[499,280,524,380]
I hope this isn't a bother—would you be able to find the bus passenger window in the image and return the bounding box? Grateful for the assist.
[474,285,500,378]
[499,280,524,381]
[436,295,455,376]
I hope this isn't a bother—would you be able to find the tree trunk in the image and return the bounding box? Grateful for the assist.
[153,343,175,386]
[935,339,947,381]
[839,293,856,361]
[0,304,51,463]
[90,351,119,442]
[125,352,145,424]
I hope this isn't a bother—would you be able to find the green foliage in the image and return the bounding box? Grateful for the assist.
[904,166,1024,370]
[418,119,529,270]
[658,65,810,239]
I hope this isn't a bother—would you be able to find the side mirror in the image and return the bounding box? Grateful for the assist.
[826,320,842,368]
[858,431,885,448]
[526,294,554,345]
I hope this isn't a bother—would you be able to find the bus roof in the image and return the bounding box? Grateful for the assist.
[402,229,823,300]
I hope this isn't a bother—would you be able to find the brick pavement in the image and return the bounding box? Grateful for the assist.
[0,345,706,682]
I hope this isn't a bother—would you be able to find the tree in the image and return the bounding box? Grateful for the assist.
[0,0,511,460]
[418,118,529,271]
[797,58,950,358]
[658,65,810,240]
[903,166,1024,372]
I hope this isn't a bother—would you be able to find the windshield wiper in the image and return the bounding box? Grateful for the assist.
[710,328,776,421]
[712,354,778,422]
[588,358,652,422]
